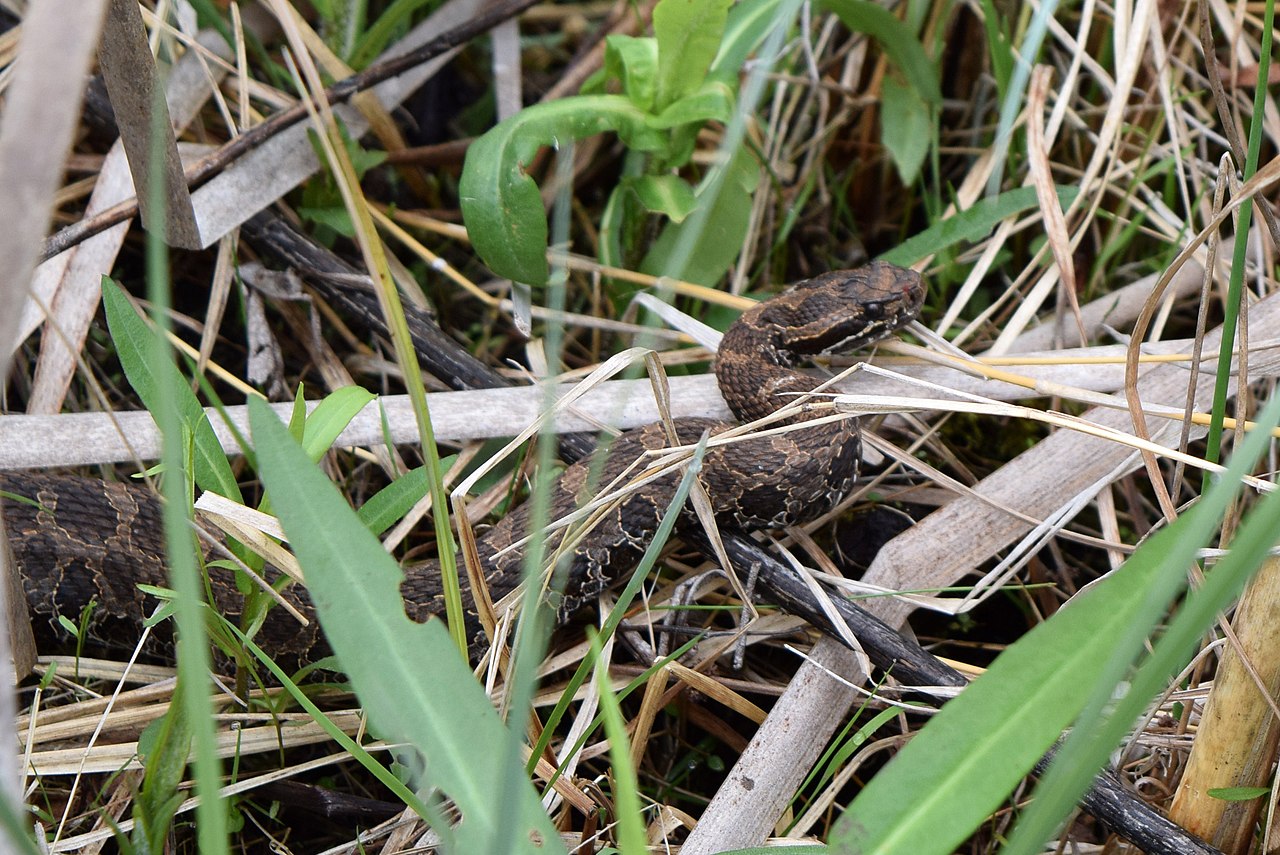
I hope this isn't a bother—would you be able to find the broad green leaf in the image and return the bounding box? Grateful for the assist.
[830,499,1227,853]
[630,174,698,221]
[460,96,662,284]
[649,79,735,129]
[818,0,941,107]
[297,206,356,237]
[653,0,734,111]
[300,385,376,461]
[877,185,1080,266]
[830,391,1280,855]
[819,0,942,188]
[600,35,659,111]
[880,75,931,185]
[347,143,388,177]
[247,398,564,853]
[641,145,759,284]
[102,277,241,502]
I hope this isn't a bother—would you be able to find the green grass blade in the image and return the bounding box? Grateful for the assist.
[247,397,564,853]
[131,676,194,852]
[102,276,242,503]
[529,435,709,772]
[299,385,374,461]
[1203,0,1275,477]
[356,460,452,536]
[1000,390,1280,853]
[877,185,1079,266]
[978,0,1014,95]
[984,0,1058,193]
[788,705,900,830]
[589,628,648,854]
[712,0,796,75]
[829,391,1280,854]
[348,0,434,68]
[140,139,228,853]
[0,793,41,855]
[540,635,703,795]
[231,630,442,826]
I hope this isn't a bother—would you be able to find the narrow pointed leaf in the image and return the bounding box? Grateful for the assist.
[247,398,563,853]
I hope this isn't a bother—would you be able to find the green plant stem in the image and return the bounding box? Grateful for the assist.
[1203,0,1274,477]
[287,40,469,656]
[145,88,228,852]
[590,627,648,854]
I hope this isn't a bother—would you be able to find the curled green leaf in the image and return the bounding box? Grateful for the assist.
[459,96,661,285]
[598,35,659,109]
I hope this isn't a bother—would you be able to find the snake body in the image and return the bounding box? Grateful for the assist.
[2,262,924,666]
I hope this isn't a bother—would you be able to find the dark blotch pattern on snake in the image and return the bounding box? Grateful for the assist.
[1,262,925,667]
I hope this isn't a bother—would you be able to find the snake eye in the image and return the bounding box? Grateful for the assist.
[862,301,885,320]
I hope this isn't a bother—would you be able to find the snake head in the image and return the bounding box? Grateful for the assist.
[776,261,926,356]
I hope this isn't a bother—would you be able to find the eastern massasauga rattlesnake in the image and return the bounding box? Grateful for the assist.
[1,262,925,669]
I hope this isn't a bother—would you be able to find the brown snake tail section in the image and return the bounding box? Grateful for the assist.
[3,262,925,667]
[0,473,325,667]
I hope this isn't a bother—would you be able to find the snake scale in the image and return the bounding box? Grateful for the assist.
[1,262,924,667]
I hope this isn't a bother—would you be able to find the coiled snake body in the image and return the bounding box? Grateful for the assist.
[2,262,924,666]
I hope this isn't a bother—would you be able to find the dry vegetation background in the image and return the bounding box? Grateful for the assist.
[1,0,1280,853]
